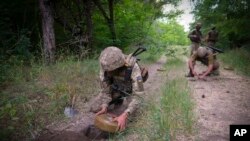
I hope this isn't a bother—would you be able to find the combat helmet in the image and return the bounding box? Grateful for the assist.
[196,22,202,28]
[99,46,125,71]
[197,47,207,58]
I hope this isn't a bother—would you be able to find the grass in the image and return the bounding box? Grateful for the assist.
[111,56,195,141]
[220,48,250,76]
[0,58,99,140]
[0,46,190,140]
[147,78,194,140]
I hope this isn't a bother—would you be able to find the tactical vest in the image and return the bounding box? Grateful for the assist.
[104,66,133,95]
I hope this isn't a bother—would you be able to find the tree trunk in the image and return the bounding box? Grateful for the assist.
[39,0,56,65]
[108,0,116,43]
[93,0,117,45]
[83,0,93,49]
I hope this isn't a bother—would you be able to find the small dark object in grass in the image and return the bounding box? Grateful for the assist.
[202,95,205,98]
[224,67,234,70]
[157,68,166,71]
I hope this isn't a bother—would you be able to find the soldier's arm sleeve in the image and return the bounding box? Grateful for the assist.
[188,52,197,72]
[201,52,214,77]
[124,63,144,114]
[207,52,214,66]
[191,52,197,63]
[98,68,112,109]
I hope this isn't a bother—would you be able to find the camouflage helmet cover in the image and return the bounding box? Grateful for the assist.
[99,46,125,71]
[197,47,208,58]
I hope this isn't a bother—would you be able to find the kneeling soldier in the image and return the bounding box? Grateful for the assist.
[90,46,145,132]
[188,47,220,79]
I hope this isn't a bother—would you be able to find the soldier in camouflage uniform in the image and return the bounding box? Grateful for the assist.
[188,23,203,55]
[188,47,220,79]
[206,26,219,47]
[90,46,145,131]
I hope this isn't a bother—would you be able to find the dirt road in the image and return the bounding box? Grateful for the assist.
[189,62,250,141]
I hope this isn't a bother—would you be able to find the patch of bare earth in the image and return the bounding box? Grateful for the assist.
[188,62,250,141]
[36,56,167,141]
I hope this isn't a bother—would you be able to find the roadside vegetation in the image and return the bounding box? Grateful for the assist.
[143,57,194,141]
[0,58,100,140]
[220,47,250,77]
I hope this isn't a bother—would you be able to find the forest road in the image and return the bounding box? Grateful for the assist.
[36,56,250,141]
[188,62,250,141]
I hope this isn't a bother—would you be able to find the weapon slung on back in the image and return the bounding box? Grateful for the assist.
[201,43,224,53]
[206,46,224,53]
[132,47,147,57]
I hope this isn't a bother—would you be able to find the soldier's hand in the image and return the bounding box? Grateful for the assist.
[198,71,206,76]
[95,106,107,116]
[192,70,198,76]
[198,75,207,81]
[113,112,128,131]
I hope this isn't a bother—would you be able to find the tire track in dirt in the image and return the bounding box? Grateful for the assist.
[188,62,250,141]
[36,56,167,141]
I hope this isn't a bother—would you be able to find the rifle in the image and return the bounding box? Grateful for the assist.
[108,84,130,106]
[201,43,224,53]
[132,47,147,58]
[125,46,147,80]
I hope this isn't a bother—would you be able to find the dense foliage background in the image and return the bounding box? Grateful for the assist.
[191,0,250,49]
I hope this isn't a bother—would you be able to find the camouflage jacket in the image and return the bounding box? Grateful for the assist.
[207,29,219,42]
[188,29,202,43]
[191,49,216,66]
[98,62,144,115]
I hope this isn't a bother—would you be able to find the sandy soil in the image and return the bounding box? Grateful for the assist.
[188,62,250,141]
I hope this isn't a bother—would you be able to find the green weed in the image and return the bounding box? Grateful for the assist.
[220,48,250,76]
[141,78,194,141]
[0,58,100,140]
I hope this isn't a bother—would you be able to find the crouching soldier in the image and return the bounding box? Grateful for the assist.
[89,46,145,132]
[188,47,220,79]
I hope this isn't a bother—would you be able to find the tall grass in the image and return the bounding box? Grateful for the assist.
[220,48,250,76]
[147,78,194,140]
[0,58,99,140]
